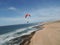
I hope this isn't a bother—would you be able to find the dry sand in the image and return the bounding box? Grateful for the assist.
[29,21,60,45]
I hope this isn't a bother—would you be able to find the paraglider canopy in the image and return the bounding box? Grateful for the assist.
[25,13,31,23]
[25,13,31,18]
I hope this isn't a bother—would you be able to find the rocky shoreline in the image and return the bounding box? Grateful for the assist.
[7,31,36,45]
[6,24,43,45]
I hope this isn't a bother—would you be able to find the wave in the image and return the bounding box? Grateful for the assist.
[0,24,39,45]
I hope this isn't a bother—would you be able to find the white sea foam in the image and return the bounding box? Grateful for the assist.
[0,24,39,45]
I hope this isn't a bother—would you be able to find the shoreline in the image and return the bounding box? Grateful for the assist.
[7,23,43,45]
[8,31,36,45]
[7,20,60,45]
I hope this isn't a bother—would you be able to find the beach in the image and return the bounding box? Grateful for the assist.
[1,20,60,45]
[29,20,60,45]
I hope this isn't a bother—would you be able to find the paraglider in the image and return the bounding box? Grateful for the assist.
[25,13,31,18]
[25,13,31,23]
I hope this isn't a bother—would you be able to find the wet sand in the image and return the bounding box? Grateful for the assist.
[29,21,60,45]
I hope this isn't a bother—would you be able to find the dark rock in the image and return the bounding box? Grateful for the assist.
[7,31,36,45]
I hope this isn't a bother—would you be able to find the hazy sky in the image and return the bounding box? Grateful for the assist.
[0,0,60,26]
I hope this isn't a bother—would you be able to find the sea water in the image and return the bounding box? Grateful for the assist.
[0,23,39,45]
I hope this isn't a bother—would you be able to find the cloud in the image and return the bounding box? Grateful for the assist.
[30,7,60,17]
[29,7,60,22]
[8,7,16,11]
[0,7,60,26]
[0,17,26,26]
[0,17,25,22]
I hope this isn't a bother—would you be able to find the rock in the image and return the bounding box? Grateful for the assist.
[7,31,36,45]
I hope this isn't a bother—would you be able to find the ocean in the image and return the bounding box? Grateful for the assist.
[0,23,40,45]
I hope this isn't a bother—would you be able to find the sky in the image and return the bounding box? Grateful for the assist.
[0,0,60,26]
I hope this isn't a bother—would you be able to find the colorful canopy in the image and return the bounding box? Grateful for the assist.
[25,13,31,18]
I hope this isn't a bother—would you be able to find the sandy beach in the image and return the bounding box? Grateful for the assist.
[29,21,60,45]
